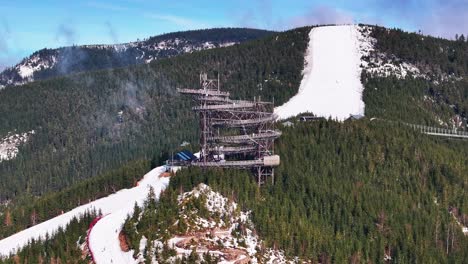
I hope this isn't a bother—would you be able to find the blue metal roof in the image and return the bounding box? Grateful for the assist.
[173,150,197,161]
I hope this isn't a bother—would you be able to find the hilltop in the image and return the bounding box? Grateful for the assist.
[0,28,275,88]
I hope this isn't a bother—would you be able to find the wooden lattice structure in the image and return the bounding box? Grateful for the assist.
[177,73,281,185]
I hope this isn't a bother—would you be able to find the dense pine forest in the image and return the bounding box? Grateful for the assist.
[0,160,151,238]
[6,120,467,263]
[126,120,468,263]
[0,211,96,263]
[365,25,468,126]
[363,76,468,126]
[369,25,468,76]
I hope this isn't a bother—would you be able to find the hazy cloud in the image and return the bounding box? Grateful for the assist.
[0,55,17,72]
[419,0,468,38]
[0,37,8,55]
[0,19,12,71]
[2,19,11,35]
[56,23,77,45]
[144,13,209,29]
[361,0,468,38]
[235,10,257,28]
[105,21,119,43]
[288,5,354,29]
[258,0,273,28]
[231,2,354,31]
[229,0,279,29]
[0,19,11,54]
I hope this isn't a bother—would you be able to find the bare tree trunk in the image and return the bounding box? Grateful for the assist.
[451,223,455,251]
[446,224,450,254]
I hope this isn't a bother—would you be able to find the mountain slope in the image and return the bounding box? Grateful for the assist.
[164,120,468,263]
[0,165,169,258]
[119,183,294,263]
[0,27,310,218]
[0,28,275,88]
[2,119,467,263]
[362,25,468,128]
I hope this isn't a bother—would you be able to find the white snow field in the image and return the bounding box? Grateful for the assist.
[0,166,170,259]
[275,25,365,121]
[88,167,170,263]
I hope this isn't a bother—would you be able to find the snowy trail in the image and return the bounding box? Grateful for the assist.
[275,25,365,121]
[0,166,169,258]
[88,167,169,263]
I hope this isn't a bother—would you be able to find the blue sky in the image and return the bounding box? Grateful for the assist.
[1,0,467,70]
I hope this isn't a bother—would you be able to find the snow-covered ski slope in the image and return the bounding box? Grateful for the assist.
[275,25,365,121]
[88,167,169,263]
[0,166,170,258]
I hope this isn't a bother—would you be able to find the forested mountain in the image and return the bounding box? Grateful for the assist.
[127,119,468,263]
[1,24,468,263]
[4,120,467,263]
[0,28,275,88]
[0,27,310,206]
[362,24,468,128]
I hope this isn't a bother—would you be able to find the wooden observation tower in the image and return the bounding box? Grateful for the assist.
[177,73,281,185]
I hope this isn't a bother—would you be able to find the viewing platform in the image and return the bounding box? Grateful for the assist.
[177,88,230,97]
[212,114,277,127]
[207,130,282,143]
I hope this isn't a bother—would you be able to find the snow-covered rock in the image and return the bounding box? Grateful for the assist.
[358,26,425,79]
[0,130,35,162]
[137,183,300,263]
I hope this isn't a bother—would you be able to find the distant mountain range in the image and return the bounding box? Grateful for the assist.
[0,28,275,88]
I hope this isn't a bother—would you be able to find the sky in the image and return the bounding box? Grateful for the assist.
[1,0,467,71]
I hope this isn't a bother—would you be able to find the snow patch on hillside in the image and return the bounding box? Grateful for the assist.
[0,130,35,162]
[275,25,365,121]
[86,167,170,263]
[0,166,169,257]
[16,54,57,80]
[136,183,298,263]
[358,26,425,79]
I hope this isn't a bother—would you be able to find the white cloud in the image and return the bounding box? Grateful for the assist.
[288,5,354,29]
[419,1,468,39]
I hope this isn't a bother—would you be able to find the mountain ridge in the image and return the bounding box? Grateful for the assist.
[0,28,275,88]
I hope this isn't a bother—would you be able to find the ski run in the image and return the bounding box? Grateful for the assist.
[275,25,366,121]
[0,166,170,258]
